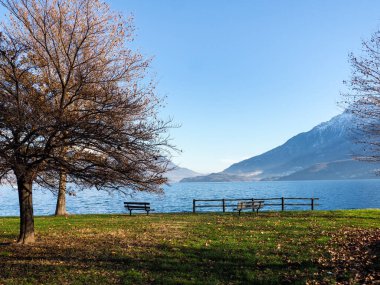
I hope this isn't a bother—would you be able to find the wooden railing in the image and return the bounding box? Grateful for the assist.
[192,197,319,213]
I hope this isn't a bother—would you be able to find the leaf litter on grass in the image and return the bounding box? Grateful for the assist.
[309,228,380,284]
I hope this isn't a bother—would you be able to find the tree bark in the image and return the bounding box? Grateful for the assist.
[17,175,35,244]
[55,171,67,216]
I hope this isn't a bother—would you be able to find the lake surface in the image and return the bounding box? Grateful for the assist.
[0,180,380,216]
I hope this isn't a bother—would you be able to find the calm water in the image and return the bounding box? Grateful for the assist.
[0,180,379,216]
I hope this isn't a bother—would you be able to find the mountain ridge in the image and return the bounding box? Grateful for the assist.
[165,163,201,182]
[181,113,380,182]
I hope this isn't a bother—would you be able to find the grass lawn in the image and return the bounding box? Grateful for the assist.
[0,210,379,284]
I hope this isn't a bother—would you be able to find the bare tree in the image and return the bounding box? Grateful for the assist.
[343,30,380,167]
[0,0,172,244]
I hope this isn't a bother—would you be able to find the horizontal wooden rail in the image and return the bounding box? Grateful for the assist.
[281,197,320,200]
[193,197,319,213]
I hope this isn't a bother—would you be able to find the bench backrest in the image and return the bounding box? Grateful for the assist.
[237,201,264,210]
[124,202,150,209]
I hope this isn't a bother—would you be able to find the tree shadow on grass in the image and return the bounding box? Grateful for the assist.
[370,240,380,269]
[0,239,318,285]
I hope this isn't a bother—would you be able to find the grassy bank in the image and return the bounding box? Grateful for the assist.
[0,210,379,284]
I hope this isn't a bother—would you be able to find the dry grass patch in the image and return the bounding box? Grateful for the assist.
[0,210,379,284]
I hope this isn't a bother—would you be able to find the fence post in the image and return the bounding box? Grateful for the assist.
[311,198,314,210]
[222,199,225,213]
[193,199,196,213]
[281,197,285,211]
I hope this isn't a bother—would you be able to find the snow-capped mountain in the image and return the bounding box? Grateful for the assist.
[181,112,380,182]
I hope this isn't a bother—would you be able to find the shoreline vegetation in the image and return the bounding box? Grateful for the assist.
[0,210,379,284]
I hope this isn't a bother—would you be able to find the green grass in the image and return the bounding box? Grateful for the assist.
[0,209,379,284]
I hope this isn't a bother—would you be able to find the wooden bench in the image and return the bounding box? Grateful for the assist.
[234,200,264,215]
[124,202,153,215]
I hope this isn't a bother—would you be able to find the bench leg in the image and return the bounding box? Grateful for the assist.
[238,210,241,216]
[147,210,150,215]
[129,210,132,216]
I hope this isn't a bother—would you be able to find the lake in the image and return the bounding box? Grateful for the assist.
[0,180,380,216]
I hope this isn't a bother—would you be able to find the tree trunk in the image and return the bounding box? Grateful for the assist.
[55,171,67,216]
[17,175,35,244]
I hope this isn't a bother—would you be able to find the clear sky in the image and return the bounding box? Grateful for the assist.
[3,1,380,173]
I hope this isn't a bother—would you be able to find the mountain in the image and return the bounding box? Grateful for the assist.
[223,112,358,178]
[181,112,380,182]
[165,163,201,183]
[181,172,252,183]
[278,159,379,180]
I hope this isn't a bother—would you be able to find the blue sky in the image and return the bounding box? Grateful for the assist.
[3,1,380,173]
[109,0,380,173]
